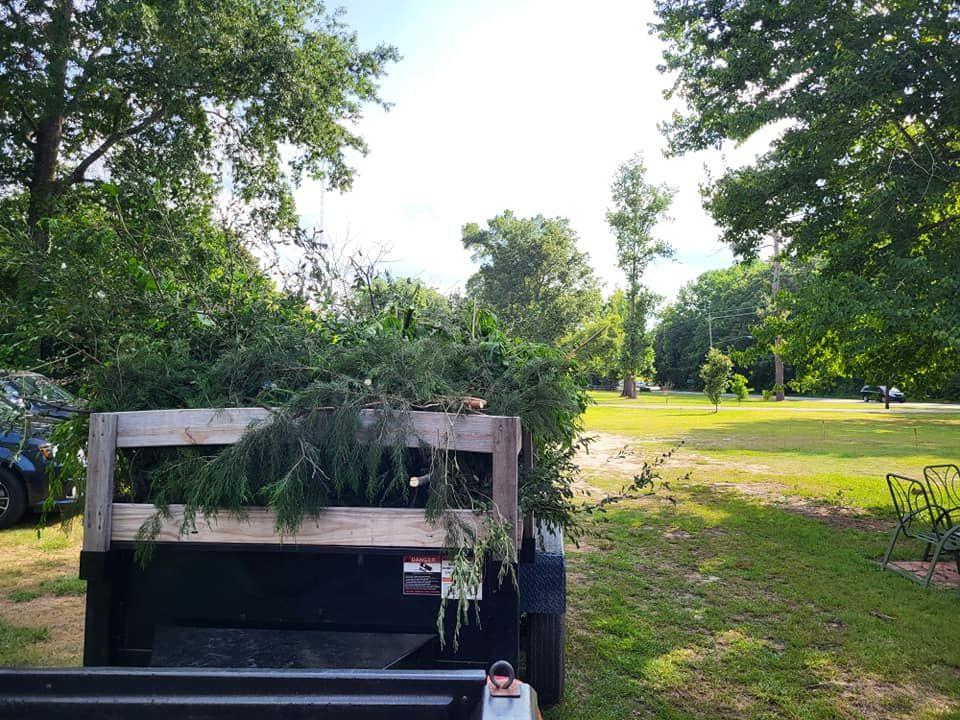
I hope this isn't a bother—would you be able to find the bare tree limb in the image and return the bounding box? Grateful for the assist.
[60,106,164,185]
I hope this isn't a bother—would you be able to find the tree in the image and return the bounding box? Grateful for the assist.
[462,211,601,345]
[729,373,750,403]
[0,195,311,380]
[560,291,627,387]
[1,0,398,250]
[606,154,673,397]
[653,0,960,395]
[700,348,733,413]
[654,262,787,392]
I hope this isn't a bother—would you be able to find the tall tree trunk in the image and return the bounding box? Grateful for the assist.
[621,260,638,399]
[28,116,64,251]
[771,231,785,401]
[28,0,73,252]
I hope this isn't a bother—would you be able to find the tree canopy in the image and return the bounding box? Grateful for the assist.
[462,211,601,345]
[560,290,628,387]
[1,0,398,249]
[654,261,792,392]
[700,347,733,412]
[606,154,673,397]
[0,0,399,383]
[654,0,960,392]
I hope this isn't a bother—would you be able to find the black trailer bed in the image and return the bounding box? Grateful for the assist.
[151,627,435,669]
[0,666,525,720]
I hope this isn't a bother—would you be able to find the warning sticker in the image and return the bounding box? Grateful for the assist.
[402,554,442,596]
[441,559,482,601]
[402,555,482,600]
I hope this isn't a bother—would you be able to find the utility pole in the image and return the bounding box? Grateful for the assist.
[772,231,785,401]
[707,312,713,348]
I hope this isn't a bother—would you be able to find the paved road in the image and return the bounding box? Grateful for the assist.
[597,402,960,414]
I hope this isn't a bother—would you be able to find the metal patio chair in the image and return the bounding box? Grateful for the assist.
[882,473,960,587]
[923,464,960,526]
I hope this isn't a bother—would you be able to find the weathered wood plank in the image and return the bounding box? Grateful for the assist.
[521,429,535,543]
[110,503,484,547]
[113,408,509,452]
[114,408,270,447]
[82,414,118,552]
[491,417,521,548]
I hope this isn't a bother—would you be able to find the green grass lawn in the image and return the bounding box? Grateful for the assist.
[547,398,960,719]
[584,396,960,511]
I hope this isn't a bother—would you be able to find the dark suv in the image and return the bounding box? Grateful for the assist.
[860,385,905,403]
[0,423,77,528]
[1,371,80,420]
[0,373,81,528]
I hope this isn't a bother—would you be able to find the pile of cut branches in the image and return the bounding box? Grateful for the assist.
[65,298,588,644]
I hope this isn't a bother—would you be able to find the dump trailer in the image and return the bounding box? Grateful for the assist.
[0,408,565,718]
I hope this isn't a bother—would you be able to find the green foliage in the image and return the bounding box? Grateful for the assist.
[462,211,601,345]
[0,179,319,386]
[606,155,672,391]
[0,193,328,512]
[1,0,398,248]
[728,373,750,403]
[561,293,626,386]
[941,374,960,402]
[123,302,587,527]
[106,300,588,644]
[700,348,733,412]
[344,275,451,326]
[654,262,787,391]
[654,0,960,393]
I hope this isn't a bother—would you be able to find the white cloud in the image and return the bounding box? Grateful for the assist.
[293,0,773,304]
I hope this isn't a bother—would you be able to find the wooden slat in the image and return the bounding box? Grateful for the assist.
[114,407,270,447]
[355,410,503,453]
[82,414,118,552]
[110,503,483,547]
[521,429,535,543]
[491,417,521,548]
[113,408,509,452]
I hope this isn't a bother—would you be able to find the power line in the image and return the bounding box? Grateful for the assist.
[707,308,761,347]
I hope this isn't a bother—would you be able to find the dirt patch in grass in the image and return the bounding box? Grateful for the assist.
[575,432,686,499]
[662,449,775,476]
[577,432,890,533]
[709,481,890,533]
[577,433,656,479]
[0,595,84,666]
[805,671,957,720]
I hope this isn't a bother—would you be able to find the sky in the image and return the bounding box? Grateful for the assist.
[292,0,773,305]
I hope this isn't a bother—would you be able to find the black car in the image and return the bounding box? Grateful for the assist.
[860,385,905,403]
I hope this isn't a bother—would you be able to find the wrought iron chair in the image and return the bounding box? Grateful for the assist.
[882,473,960,587]
[921,464,960,584]
[923,464,960,526]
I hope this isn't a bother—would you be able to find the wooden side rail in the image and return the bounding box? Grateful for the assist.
[110,505,484,546]
[83,409,521,553]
